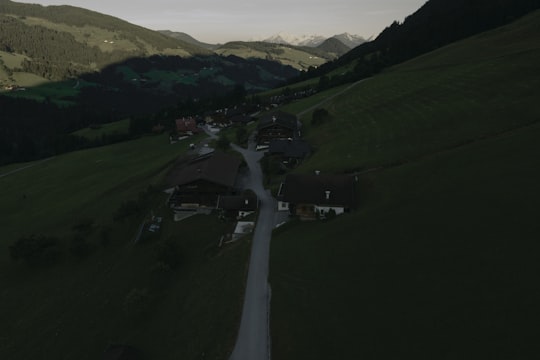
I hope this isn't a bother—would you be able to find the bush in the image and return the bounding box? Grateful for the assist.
[216,134,231,151]
[311,108,332,126]
[9,235,63,266]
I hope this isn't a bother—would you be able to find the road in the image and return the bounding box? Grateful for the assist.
[229,140,275,360]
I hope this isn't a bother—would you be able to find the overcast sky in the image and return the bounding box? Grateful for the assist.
[14,0,427,43]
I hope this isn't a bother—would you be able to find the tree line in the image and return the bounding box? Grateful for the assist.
[293,0,540,88]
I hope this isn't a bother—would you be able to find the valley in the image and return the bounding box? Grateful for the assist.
[1,0,539,359]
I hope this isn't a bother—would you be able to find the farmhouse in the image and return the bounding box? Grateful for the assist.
[167,152,241,211]
[217,194,259,219]
[256,111,300,145]
[278,173,356,220]
[267,139,311,167]
[176,117,201,135]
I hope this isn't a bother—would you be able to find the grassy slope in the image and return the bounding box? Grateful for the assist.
[0,134,249,359]
[215,42,328,70]
[270,11,540,360]
[291,11,540,173]
[72,119,130,140]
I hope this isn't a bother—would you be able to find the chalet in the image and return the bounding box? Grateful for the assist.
[167,152,241,211]
[268,139,311,167]
[176,117,201,135]
[217,194,259,219]
[256,111,300,145]
[278,173,356,220]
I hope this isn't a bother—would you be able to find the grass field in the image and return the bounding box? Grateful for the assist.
[270,123,540,359]
[0,133,250,359]
[72,119,130,140]
[269,11,540,359]
[279,11,540,173]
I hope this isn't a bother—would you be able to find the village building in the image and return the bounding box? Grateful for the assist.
[167,152,242,212]
[256,111,300,146]
[267,139,311,167]
[176,117,202,136]
[278,173,356,220]
[217,194,259,219]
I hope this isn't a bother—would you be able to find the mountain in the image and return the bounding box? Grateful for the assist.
[0,0,212,81]
[215,41,336,71]
[293,0,540,85]
[263,32,366,49]
[159,30,219,51]
[316,38,351,57]
[332,33,366,48]
[263,33,327,47]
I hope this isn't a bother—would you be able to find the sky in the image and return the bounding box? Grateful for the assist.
[14,0,428,44]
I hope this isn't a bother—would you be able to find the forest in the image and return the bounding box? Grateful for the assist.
[293,0,540,86]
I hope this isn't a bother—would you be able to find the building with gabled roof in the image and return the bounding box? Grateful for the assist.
[167,152,242,210]
[256,111,300,145]
[278,173,356,219]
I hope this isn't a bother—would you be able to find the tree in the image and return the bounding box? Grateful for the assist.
[9,235,63,266]
[312,108,332,126]
[235,127,248,145]
[216,134,231,151]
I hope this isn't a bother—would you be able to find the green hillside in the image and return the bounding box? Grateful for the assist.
[215,41,333,71]
[287,10,540,173]
[0,0,210,83]
[0,134,249,359]
[270,10,540,359]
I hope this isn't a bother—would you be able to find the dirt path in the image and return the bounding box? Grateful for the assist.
[0,157,55,179]
[297,78,370,118]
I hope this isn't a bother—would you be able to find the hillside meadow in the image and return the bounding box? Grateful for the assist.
[269,11,540,359]
[290,10,540,173]
[0,134,250,359]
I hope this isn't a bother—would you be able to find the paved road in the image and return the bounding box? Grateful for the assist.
[229,142,275,360]
[201,124,276,359]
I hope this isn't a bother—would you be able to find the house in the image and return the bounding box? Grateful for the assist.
[278,173,356,219]
[256,111,300,145]
[167,152,242,211]
[267,139,311,167]
[176,117,201,135]
[217,194,259,219]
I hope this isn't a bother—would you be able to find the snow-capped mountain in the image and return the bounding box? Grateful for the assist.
[261,32,366,48]
[332,33,367,48]
[262,33,327,47]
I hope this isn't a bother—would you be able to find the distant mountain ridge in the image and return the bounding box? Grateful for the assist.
[158,30,220,51]
[262,32,366,48]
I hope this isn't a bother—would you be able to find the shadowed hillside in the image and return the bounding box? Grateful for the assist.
[270,10,540,360]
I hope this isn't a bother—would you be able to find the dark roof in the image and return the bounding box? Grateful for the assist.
[268,139,311,158]
[281,173,355,208]
[217,195,258,211]
[176,118,201,133]
[166,152,241,188]
[230,115,254,124]
[258,111,298,131]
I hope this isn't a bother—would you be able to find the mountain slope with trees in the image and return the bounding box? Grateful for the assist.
[0,0,211,81]
[293,0,540,85]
